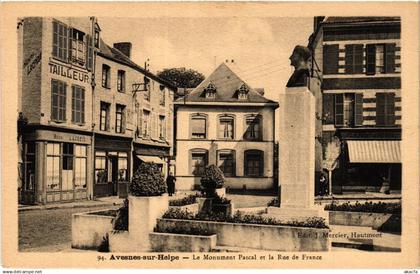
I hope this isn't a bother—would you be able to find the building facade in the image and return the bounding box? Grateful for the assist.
[309,17,401,193]
[174,63,278,190]
[18,17,175,204]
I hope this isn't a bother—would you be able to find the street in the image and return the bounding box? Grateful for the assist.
[19,205,119,252]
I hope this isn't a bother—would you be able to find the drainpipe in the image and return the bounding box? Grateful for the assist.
[90,16,97,200]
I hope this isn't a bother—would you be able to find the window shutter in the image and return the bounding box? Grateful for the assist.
[345,45,353,74]
[335,94,344,126]
[385,43,396,73]
[323,44,339,74]
[386,93,395,125]
[68,28,73,62]
[354,44,364,74]
[376,93,386,126]
[322,94,335,125]
[354,93,364,126]
[86,34,93,71]
[366,44,376,75]
[137,109,142,137]
[259,151,264,176]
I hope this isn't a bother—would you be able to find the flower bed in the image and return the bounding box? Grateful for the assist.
[162,208,328,229]
[324,201,401,214]
[169,194,201,206]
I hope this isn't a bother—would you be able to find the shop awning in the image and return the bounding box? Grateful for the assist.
[136,155,166,164]
[347,141,401,163]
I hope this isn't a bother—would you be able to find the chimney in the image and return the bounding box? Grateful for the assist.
[113,42,132,59]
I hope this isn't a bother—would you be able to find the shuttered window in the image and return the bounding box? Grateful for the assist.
[115,104,125,133]
[244,150,264,177]
[191,115,207,139]
[218,150,235,177]
[334,94,344,126]
[345,44,363,74]
[71,85,85,124]
[366,44,376,75]
[190,149,208,176]
[376,93,395,126]
[354,93,364,126]
[51,79,66,121]
[86,34,94,71]
[52,20,68,61]
[323,44,339,74]
[366,43,396,75]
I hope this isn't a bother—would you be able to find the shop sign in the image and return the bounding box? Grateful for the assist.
[49,61,89,84]
[35,130,91,144]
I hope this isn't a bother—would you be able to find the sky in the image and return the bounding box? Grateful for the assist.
[98,17,313,101]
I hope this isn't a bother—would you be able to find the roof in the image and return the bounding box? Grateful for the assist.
[323,17,400,25]
[97,39,176,91]
[175,63,278,106]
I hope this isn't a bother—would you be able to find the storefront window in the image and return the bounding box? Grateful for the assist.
[75,145,87,189]
[95,151,107,184]
[118,152,128,181]
[24,143,36,191]
[62,143,74,191]
[46,143,60,191]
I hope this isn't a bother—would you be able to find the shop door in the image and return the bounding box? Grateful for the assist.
[110,156,119,196]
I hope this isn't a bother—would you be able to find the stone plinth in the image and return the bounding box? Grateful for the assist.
[270,86,324,221]
[128,194,169,251]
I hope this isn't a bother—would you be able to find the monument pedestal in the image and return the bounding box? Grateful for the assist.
[267,86,327,222]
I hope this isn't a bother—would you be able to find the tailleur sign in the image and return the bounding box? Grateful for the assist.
[49,61,89,83]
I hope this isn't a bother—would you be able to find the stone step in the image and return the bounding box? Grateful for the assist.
[211,245,267,253]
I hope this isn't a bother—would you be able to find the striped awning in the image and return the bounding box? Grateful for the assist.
[136,155,166,164]
[347,141,401,163]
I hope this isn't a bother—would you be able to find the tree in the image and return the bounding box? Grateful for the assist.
[157,67,205,89]
[322,137,341,195]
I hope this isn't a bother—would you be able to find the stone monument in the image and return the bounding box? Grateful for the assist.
[267,45,327,221]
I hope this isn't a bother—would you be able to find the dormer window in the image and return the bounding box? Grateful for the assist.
[204,82,216,99]
[238,83,249,100]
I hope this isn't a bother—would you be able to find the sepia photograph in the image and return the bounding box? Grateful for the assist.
[1,1,419,270]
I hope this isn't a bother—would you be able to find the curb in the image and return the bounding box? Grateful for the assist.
[18,200,124,212]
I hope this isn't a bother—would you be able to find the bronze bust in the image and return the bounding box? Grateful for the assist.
[286,45,312,88]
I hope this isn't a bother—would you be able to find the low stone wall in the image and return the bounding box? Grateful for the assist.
[71,211,114,249]
[328,211,394,229]
[156,218,329,251]
[149,232,217,252]
[109,231,131,252]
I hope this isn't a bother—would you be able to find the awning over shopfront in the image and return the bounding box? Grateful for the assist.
[347,140,401,163]
[136,155,166,164]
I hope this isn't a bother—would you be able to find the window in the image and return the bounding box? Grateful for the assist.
[159,85,166,106]
[102,64,110,88]
[52,20,68,61]
[218,115,234,139]
[159,115,166,140]
[323,44,339,74]
[345,44,363,74]
[376,93,395,126]
[366,44,396,75]
[23,143,36,191]
[237,84,249,100]
[115,104,125,133]
[69,29,86,66]
[71,85,85,124]
[118,152,128,181]
[190,149,208,176]
[244,150,264,177]
[244,115,261,140]
[143,110,151,138]
[46,143,60,190]
[62,143,74,191]
[204,82,217,99]
[100,102,110,131]
[335,93,363,127]
[94,30,100,48]
[95,151,107,184]
[74,145,87,189]
[117,70,126,92]
[191,115,207,139]
[144,77,151,101]
[218,150,235,177]
[51,79,66,122]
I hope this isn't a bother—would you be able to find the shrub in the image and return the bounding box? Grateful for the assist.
[213,196,231,205]
[200,165,225,197]
[129,162,167,196]
[162,208,328,229]
[97,233,109,252]
[154,221,215,236]
[324,201,401,214]
[169,193,201,206]
[112,199,128,231]
[267,197,279,207]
